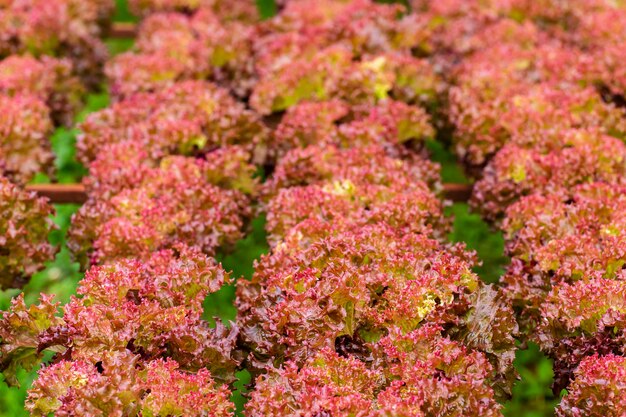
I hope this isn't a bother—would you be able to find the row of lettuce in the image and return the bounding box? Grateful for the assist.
[441,0,626,415]
[1,0,625,415]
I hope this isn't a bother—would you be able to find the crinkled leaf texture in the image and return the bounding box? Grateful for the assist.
[556,354,626,417]
[246,326,503,417]
[1,246,238,394]
[0,177,57,289]
[27,353,234,417]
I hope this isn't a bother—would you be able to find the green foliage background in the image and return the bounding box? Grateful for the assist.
[0,1,558,415]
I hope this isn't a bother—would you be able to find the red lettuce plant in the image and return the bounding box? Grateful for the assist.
[77,80,267,165]
[246,325,505,416]
[266,178,444,248]
[0,94,54,183]
[268,99,434,161]
[0,176,57,290]
[27,354,234,417]
[472,129,626,222]
[84,140,256,199]
[408,0,513,67]
[536,278,626,393]
[264,144,441,198]
[0,0,113,88]
[411,0,623,42]
[0,55,85,126]
[437,3,626,171]
[258,0,433,60]
[251,0,442,115]
[407,0,556,66]
[69,148,255,267]
[568,8,626,100]
[237,223,518,396]
[590,41,626,101]
[448,50,622,168]
[1,246,237,414]
[106,8,257,99]
[263,145,445,245]
[250,47,440,115]
[556,354,626,417]
[500,183,626,329]
[1,246,237,379]
[407,0,623,79]
[105,52,189,99]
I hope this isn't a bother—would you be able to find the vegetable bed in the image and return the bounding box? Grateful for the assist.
[1,0,625,416]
